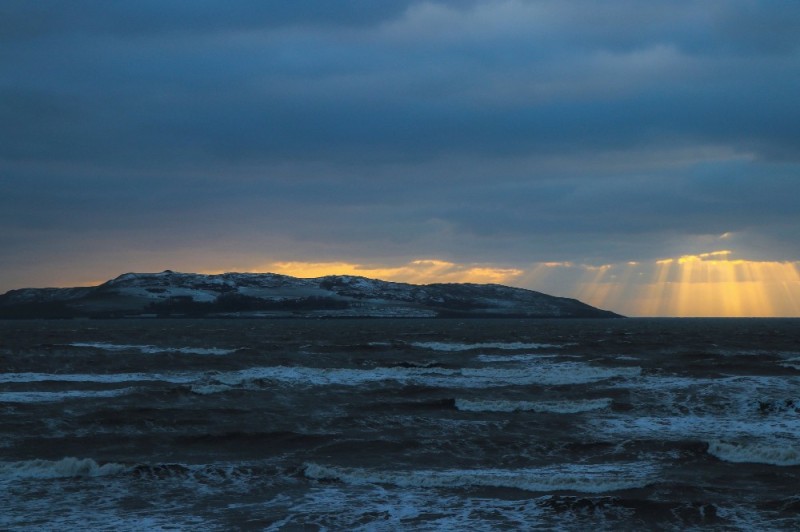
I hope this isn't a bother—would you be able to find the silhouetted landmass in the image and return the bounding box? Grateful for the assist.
[0,271,623,319]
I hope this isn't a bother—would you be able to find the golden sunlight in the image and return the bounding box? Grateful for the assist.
[199,252,800,317]
[574,252,800,317]
[258,259,524,286]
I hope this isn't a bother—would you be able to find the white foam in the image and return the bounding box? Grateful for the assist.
[260,485,655,531]
[707,439,800,466]
[216,362,640,388]
[455,398,612,413]
[69,342,235,355]
[304,461,657,494]
[780,356,800,370]
[476,353,561,363]
[0,372,196,384]
[592,415,800,448]
[412,341,564,352]
[609,374,800,419]
[0,388,136,403]
[0,360,638,390]
[0,457,128,480]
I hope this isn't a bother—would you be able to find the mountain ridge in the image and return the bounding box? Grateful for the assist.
[0,270,624,319]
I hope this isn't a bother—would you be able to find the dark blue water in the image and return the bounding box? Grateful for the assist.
[2,318,800,530]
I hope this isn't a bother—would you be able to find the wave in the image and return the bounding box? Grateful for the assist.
[69,342,235,355]
[706,440,800,466]
[265,486,646,531]
[189,383,235,395]
[303,461,658,494]
[476,353,562,363]
[215,362,640,388]
[0,388,136,403]
[1,361,639,389]
[608,374,800,418]
[0,457,128,480]
[779,356,800,371]
[592,415,800,445]
[455,398,612,413]
[411,341,565,352]
[0,371,196,384]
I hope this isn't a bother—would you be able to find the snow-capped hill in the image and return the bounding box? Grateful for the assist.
[0,271,623,319]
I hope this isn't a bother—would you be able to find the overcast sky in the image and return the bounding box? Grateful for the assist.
[2,1,799,314]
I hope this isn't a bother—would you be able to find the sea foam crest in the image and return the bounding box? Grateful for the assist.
[0,457,128,480]
[0,388,136,403]
[0,361,639,389]
[707,440,800,466]
[411,341,564,352]
[592,415,800,444]
[218,362,640,388]
[455,398,612,413]
[304,461,657,494]
[0,371,195,384]
[779,356,800,371]
[69,342,235,355]
[476,353,561,363]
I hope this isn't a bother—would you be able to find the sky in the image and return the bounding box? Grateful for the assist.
[2,0,800,317]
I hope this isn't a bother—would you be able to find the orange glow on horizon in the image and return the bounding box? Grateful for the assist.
[576,252,800,317]
[195,252,800,317]
[237,259,525,286]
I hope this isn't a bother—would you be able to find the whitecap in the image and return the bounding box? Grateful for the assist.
[411,341,565,352]
[707,439,800,466]
[0,372,196,384]
[0,457,128,480]
[476,353,561,363]
[607,374,800,419]
[592,415,800,444]
[304,461,658,494]
[779,356,800,370]
[215,362,640,388]
[0,388,136,403]
[455,398,612,413]
[69,342,235,355]
[0,361,638,390]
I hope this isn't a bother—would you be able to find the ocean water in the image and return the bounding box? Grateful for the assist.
[1,318,800,530]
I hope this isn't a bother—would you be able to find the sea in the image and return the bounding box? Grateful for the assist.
[1,318,800,530]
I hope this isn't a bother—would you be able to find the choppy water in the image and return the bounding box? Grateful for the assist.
[2,318,800,530]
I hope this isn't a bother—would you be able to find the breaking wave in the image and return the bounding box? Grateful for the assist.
[707,440,800,466]
[411,341,565,352]
[0,457,128,480]
[476,353,562,363]
[0,362,638,389]
[455,398,612,413]
[304,461,658,494]
[0,372,196,385]
[214,363,640,388]
[69,342,235,355]
[594,415,800,442]
[0,388,136,403]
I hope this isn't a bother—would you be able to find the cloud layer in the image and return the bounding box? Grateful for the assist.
[2,1,800,314]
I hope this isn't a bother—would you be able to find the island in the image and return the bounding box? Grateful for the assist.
[0,271,623,319]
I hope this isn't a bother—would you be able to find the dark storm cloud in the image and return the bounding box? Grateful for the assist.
[0,0,435,39]
[2,0,800,291]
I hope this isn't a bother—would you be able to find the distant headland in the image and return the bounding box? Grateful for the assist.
[0,271,623,319]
